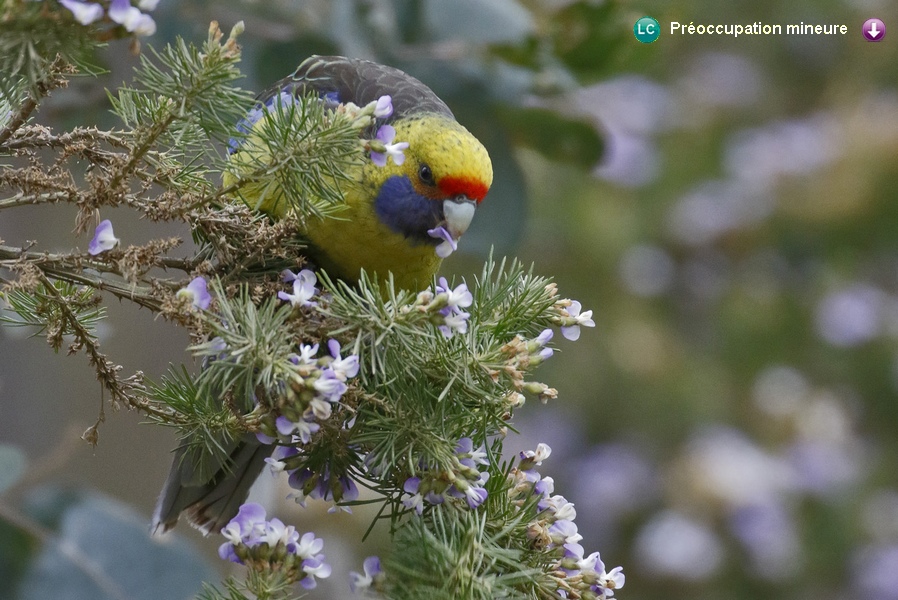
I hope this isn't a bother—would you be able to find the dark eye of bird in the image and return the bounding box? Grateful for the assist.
[418,164,435,186]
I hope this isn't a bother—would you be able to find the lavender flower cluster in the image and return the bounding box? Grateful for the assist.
[510,443,625,599]
[59,0,158,36]
[218,503,331,589]
[401,437,491,514]
[431,277,473,337]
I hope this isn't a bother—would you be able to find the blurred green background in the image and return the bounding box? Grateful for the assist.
[3,0,898,598]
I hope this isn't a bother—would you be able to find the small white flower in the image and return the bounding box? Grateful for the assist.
[221,521,243,544]
[445,282,473,310]
[264,456,287,474]
[327,339,360,381]
[441,311,470,337]
[278,269,317,307]
[293,343,319,365]
[561,300,595,341]
[601,565,626,594]
[294,532,325,559]
[370,125,409,167]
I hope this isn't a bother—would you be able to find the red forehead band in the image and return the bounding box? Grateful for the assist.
[438,175,489,203]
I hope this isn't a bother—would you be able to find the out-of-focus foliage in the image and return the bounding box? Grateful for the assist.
[17,487,218,600]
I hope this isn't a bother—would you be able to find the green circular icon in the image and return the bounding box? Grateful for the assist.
[634,16,661,43]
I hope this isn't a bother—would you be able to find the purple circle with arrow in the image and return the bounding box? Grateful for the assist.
[863,18,886,42]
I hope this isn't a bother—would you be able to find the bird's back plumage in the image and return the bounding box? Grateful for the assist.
[265,55,454,121]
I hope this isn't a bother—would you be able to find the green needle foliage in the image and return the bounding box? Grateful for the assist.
[0,5,616,600]
[0,0,101,99]
[0,279,106,348]
[226,93,364,220]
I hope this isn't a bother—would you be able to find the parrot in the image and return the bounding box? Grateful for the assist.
[152,56,493,534]
[225,54,492,291]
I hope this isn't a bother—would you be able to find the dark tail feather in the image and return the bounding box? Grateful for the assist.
[152,434,273,536]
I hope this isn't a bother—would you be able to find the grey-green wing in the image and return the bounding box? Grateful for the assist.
[260,54,454,120]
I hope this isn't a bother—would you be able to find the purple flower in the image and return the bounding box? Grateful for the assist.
[561,300,595,341]
[218,502,268,562]
[176,276,211,310]
[300,555,332,589]
[542,495,577,522]
[534,328,554,346]
[294,532,331,588]
[402,477,426,515]
[455,437,489,469]
[275,415,320,444]
[259,517,299,548]
[325,476,359,513]
[533,475,555,498]
[427,226,458,258]
[313,369,348,402]
[218,503,331,586]
[440,311,470,338]
[370,125,409,167]
[287,468,318,506]
[294,530,325,557]
[350,556,383,593]
[60,0,104,24]
[548,519,582,546]
[438,278,473,310]
[256,431,277,445]
[264,445,299,473]
[519,443,552,469]
[431,277,473,337]
[278,269,317,307]
[263,455,287,473]
[88,219,119,255]
[108,0,156,36]
[327,339,360,381]
[372,95,393,119]
[463,477,489,509]
[560,542,586,575]
[286,468,357,513]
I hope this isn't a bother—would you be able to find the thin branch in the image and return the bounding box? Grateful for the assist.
[0,243,198,298]
[0,190,73,210]
[0,56,70,147]
[105,112,177,194]
[2,126,130,151]
[35,272,177,422]
[0,96,39,147]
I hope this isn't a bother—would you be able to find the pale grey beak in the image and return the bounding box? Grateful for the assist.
[443,196,477,239]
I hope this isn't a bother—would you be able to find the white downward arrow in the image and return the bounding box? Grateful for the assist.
[869,22,881,38]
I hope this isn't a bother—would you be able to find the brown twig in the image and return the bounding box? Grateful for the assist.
[35,272,178,425]
[0,56,71,147]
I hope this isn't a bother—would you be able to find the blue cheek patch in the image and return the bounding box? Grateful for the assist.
[374,176,442,244]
